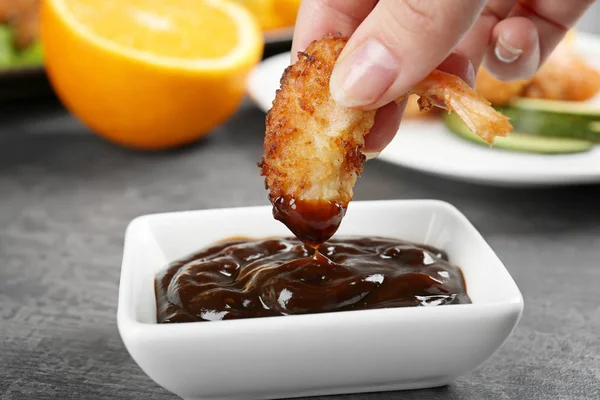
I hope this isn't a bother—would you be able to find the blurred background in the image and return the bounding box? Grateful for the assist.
[575,1,600,35]
[0,0,300,107]
[1,0,599,154]
[1,0,600,189]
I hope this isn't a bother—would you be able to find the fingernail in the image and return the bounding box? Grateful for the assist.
[464,59,476,87]
[363,151,380,161]
[330,39,399,107]
[494,35,523,63]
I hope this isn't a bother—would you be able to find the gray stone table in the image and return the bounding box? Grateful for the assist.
[1,97,599,400]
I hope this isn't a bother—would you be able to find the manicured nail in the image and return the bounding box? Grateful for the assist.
[464,59,476,87]
[363,151,380,161]
[330,39,399,107]
[494,35,523,63]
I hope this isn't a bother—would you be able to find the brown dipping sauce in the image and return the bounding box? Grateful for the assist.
[155,236,471,323]
[272,196,345,248]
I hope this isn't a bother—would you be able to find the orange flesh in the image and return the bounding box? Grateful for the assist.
[64,0,239,59]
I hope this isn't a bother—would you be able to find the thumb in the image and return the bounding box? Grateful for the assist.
[330,0,486,109]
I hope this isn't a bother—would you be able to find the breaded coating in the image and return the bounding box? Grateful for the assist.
[523,32,600,102]
[0,0,28,23]
[0,0,39,49]
[259,34,376,206]
[12,5,39,49]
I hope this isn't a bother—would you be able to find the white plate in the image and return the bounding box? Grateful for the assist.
[247,33,600,187]
[118,200,523,400]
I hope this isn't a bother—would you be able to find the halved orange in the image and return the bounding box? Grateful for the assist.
[41,0,263,150]
[235,0,301,31]
[273,0,302,28]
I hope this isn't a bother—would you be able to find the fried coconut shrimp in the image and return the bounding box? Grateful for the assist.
[523,32,600,102]
[475,31,600,105]
[259,34,512,246]
[258,34,375,247]
[0,0,40,49]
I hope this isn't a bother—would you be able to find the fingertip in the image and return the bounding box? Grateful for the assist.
[290,0,378,64]
[484,17,540,81]
[438,52,476,88]
[363,100,405,155]
[290,1,314,63]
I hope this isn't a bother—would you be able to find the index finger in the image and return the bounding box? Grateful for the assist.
[290,0,377,62]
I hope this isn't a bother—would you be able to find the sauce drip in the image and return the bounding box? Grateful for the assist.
[272,196,345,248]
[155,236,471,323]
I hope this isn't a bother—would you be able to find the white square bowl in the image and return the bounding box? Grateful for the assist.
[117,200,523,400]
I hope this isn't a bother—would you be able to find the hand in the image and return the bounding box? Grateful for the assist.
[291,0,595,155]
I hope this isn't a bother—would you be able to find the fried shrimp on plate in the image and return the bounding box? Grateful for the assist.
[259,34,512,246]
[0,0,40,49]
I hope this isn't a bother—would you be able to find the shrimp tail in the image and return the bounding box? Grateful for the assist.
[404,70,513,144]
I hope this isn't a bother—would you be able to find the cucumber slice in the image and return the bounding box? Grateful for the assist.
[0,26,43,69]
[501,107,600,142]
[509,97,600,117]
[444,113,593,154]
[502,97,600,142]
[0,25,15,68]
[13,40,43,67]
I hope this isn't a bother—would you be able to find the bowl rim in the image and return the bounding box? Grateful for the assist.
[117,199,524,335]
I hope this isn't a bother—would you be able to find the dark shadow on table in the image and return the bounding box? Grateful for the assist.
[298,385,462,400]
